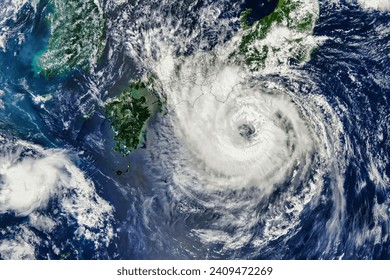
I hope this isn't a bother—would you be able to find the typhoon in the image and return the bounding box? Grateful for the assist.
[0,0,389,259]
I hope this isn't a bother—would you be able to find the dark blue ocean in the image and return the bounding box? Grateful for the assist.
[0,0,389,259]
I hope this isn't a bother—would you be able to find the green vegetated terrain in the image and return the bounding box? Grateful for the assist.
[231,0,317,70]
[33,0,106,77]
[105,79,162,157]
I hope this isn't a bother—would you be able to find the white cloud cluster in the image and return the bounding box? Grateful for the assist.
[0,138,115,259]
[356,0,390,12]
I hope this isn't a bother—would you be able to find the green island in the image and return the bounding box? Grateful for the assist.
[105,78,162,157]
[60,252,71,260]
[231,0,318,70]
[33,0,106,77]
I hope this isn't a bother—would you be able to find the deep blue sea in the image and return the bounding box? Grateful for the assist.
[0,0,389,260]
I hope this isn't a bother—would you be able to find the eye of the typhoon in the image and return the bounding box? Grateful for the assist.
[238,123,256,140]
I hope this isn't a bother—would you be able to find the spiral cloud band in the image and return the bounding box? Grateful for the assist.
[110,0,354,253]
[160,61,314,192]
[134,47,347,253]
